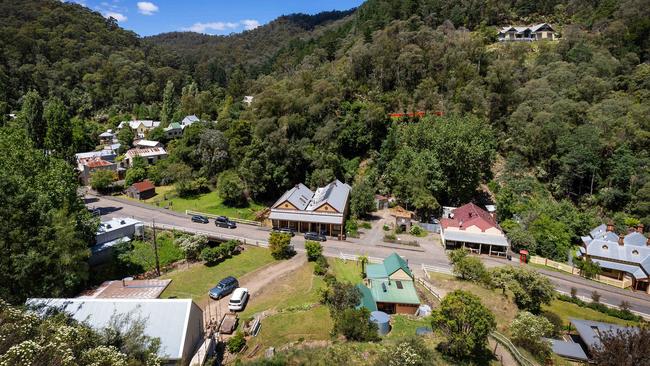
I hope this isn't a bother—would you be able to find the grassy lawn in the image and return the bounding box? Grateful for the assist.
[240,262,326,319]
[329,258,363,284]
[125,232,183,271]
[160,247,275,301]
[386,315,431,339]
[246,306,333,349]
[543,299,641,326]
[122,186,265,220]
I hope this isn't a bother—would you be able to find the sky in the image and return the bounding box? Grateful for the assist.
[67,0,365,36]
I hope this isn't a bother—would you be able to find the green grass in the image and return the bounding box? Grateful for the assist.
[160,247,275,301]
[240,262,326,319]
[124,232,183,271]
[386,315,431,339]
[329,258,363,284]
[247,306,333,349]
[543,299,641,326]
[122,186,265,220]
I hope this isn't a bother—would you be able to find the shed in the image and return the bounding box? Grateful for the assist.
[126,180,156,200]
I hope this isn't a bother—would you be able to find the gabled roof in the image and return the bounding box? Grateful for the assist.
[125,147,167,158]
[305,179,351,212]
[118,120,161,130]
[441,203,500,232]
[130,180,155,193]
[530,23,554,32]
[367,278,420,305]
[26,298,201,361]
[272,183,314,210]
[84,158,114,169]
[366,253,413,279]
[181,115,199,125]
[625,232,648,247]
[165,122,183,131]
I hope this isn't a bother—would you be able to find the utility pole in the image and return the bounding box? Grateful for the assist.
[152,218,161,276]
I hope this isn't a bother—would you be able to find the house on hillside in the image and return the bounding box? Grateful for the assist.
[75,147,117,166]
[577,223,649,293]
[135,139,163,148]
[117,120,161,138]
[243,96,254,106]
[164,122,184,138]
[269,180,351,239]
[548,318,639,362]
[356,253,421,314]
[99,130,115,145]
[497,23,556,41]
[79,157,117,185]
[126,180,156,200]
[124,147,167,167]
[181,115,200,128]
[440,203,509,256]
[26,298,204,365]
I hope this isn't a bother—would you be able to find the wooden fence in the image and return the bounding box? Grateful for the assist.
[490,331,538,366]
[529,256,631,289]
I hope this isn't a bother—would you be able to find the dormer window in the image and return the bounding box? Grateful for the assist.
[602,245,608,250]
[632,250,639,255]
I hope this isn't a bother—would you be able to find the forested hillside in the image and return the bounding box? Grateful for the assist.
[0,0,649,302]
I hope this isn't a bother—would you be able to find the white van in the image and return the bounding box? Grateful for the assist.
[228,288,249,311]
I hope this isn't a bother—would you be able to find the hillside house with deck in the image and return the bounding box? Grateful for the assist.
[269,180,351,239]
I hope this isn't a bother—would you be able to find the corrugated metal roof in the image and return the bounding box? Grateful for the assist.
[181,115,199,125]
[306,180,351,213]
[547,339,588,361]
[585,239,650,274]
[26,298,200,360]
[442,230,509,247]
[356,284,377,312]
[570,318,637,350]
[625,232,648,247]
[591,259,647,279]
[368,279,420,305]
[268,210,343,224]
[272,183,313,210]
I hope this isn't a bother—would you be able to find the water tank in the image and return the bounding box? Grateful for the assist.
[370,311,391,336]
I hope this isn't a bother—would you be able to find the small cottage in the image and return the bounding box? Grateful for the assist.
[126,180,156,200]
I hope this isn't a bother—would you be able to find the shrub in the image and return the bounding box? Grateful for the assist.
[222,240,240,257]
[314,262,327,276]
[305,240,323,261]
[226,331,246,353]
[591,290,601,303]
[557,295,642,321]
[376,337,433,366]
[510,312,553,361]
[218,170,246,207]
[332,308,379,342]
[360,221,372,229]
[575,258,602,279]
[320,281,361,314]
[452,256,487,283]
[89,169,116,192]
[269,232,294,259]
[409,225,424,236]
[541,311,563,337]
[382,224,390,231]
[175,234,208,261]
[384,233,397,241]
[199,246,224,265]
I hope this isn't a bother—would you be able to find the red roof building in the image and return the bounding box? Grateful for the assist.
[126,180,156,200]
[440,203,498,232]
[440,203,509,255]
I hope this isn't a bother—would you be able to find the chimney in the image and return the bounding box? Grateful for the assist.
[618,234,625,246]
[637,224,644,234]
[606,221,615,232]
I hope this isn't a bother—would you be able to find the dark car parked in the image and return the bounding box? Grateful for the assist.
[304,231,327,242]
[191,215,209,224]
[209,276,239,300]
[215,216,237,229]
[273,227,295,236]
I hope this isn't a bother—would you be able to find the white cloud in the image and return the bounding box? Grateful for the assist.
[185,21,239,33]
[184,19,262,34]
[241,19,261,30]
[137,1,159,15]
[103,11,127,22]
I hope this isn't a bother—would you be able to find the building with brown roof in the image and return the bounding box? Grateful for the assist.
[79,157,117,185]
[440,203,509,256]
[124,147,167,167]
[126,180,156,200]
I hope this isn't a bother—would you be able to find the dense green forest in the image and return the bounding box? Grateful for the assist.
[0,0,649,302]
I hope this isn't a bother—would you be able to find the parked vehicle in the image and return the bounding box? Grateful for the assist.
[304,231,327,241]
[191,215,209,224]
[215,216,237,228]
[273,227,295,236]
[208,276,239,299]
[228,288,249,311]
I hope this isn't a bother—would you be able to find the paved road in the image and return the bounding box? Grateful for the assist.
[86,194,650,317]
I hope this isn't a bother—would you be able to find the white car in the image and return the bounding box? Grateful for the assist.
[228,288,249,312]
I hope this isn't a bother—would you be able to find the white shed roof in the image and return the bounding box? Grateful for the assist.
[26,298,201,361]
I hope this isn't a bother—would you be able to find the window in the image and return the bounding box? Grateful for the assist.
[602,245,608,250]
[396,281,403,289]
[632,250,639,255]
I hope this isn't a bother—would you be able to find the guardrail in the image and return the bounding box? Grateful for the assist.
[148,222,269,248]
[490,331,538,366]
[185,210,262,227]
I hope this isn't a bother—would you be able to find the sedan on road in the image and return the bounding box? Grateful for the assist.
[273,227,295,236]
[304,231,327,242]
[191,215,209,224]
[209,276,239,300]
[215,216,237,229]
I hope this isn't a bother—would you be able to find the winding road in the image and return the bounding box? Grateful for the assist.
[85,193,650,318]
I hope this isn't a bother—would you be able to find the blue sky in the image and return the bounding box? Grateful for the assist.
[67,0,364,36]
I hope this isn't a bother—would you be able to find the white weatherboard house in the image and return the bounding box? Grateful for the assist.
[269,179,351,239]
[118,120,161,138]
[497,23,556,41]
[26,298,204,365]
